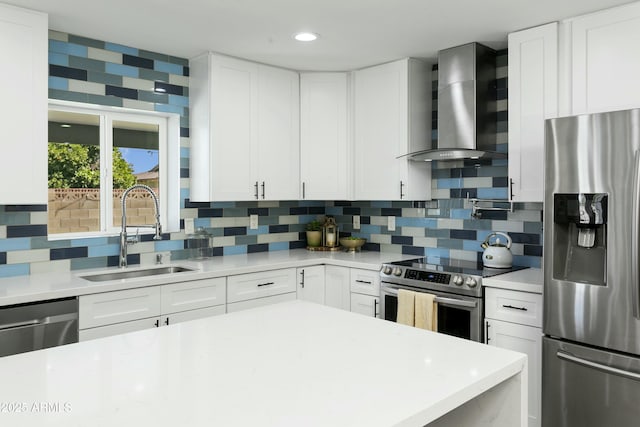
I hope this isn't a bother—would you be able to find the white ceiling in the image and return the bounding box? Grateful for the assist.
[5,0,635,70]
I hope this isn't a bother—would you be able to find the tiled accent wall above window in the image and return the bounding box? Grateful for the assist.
[48,31,190,134]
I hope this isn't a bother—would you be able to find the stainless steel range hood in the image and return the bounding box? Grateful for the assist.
[406,42,504,162]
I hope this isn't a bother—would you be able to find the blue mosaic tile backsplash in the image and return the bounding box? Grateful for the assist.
[0,34,542,278]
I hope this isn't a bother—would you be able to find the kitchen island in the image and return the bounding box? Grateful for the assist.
[0,301,526,426]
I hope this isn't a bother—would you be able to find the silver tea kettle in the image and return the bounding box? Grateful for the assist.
[481,232,513,268]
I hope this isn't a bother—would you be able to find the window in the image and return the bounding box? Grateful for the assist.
[47,102,180,237]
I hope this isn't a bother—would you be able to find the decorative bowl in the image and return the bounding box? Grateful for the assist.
[340,237,366,252]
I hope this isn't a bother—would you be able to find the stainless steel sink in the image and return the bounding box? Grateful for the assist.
[80,266,196,282]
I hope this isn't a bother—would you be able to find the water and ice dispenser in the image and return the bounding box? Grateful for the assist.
[552,193,608,285]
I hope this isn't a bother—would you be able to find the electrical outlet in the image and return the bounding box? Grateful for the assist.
[249,214,259,230]
[387,215,396,231]
[353,215,360,230]
[184,218,195,234]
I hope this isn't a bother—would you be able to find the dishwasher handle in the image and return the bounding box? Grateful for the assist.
[0,313,78,331]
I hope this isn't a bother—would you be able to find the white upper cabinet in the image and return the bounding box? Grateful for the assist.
[0,4,47,204]
[300,73,351,200]
[353,58,432,201]
[189,53,299,201]
[508,22,558,202]
[564,2,640,115]
[257,64,300,200]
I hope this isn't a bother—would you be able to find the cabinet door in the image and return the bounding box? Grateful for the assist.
[227,268,297,303]
[300,73,351,200]
[79,287,162,329]
[354,60,406,200]
[0,4,47,204]
[257,64,300,200]
[325,265,350,311]
[350,293,379,318]
[508,23,558,202]
[297,265,325,305]
[353,59,431,201]
[161,305,226,326]
[79,317,161,342]
[210,54,259,201]
[161,277,226,315]
[486,319,542,427]
[570,2,640,114]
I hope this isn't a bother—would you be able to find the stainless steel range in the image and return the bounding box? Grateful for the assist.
[380,258,526,342]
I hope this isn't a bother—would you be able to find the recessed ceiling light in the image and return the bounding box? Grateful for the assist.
[60,124,71,128]
[294,32,319,42]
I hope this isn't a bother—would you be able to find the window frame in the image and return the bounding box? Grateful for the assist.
[48,100,180,239]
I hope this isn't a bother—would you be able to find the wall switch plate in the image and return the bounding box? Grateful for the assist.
[249,214,259,230]
[387,216,396,231]
[184,218,195,234]
[353,215,360,230]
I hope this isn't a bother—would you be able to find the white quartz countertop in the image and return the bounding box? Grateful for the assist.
[0,300,526,427]
[482,268,543,294]
[0,249,417,306]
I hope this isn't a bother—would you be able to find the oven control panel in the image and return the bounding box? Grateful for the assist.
[404,269,450,284]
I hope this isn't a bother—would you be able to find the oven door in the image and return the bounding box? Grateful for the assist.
[380,282,483,342]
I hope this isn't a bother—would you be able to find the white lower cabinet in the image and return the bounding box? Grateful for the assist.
[350,268,381,318]
[227,268,297,303]
[485,287,542,427]
[350,293,379,318]
[226,268,297,312]
[324,266,350,311]
[297,266,325,305]
[79,278,227,341]
[227,292,297,313]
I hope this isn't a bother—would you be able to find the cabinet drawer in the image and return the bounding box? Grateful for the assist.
[163,305,226,325]
[227,268,297,303]
[227,292,296,313]
[79,287,161,329]
[79,317,160,342]
[350,293,379,318]
[161,277,226,314]
[485,287,543,327]
[350,268,380,296]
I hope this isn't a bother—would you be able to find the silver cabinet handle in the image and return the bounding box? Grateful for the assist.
[400,181,405,199]
[374,299,378,317]
[257,282,275,287]
[154,319,160,327]
[633,150,640,319]
[557,351,640,381]
[261,181,265,199]
[164,317,169,326]
[254,181,259,200]
[355,280,372,285]
[502,304,527,311]
[302,182,306,199]
[300,270,305,288]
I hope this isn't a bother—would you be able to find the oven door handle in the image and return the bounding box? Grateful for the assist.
[381,285,477,308]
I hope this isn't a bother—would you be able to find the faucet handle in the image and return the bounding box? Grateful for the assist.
[154,223,163,240]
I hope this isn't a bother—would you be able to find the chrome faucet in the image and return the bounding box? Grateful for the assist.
[119,184,162,268]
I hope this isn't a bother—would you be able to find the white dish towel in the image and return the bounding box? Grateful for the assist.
[396,289,416,326]
[414,292,438,332]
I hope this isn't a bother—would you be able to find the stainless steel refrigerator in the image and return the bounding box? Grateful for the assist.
[543,108,640,426]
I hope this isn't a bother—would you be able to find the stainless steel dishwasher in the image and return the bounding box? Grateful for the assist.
[0,297,78,357]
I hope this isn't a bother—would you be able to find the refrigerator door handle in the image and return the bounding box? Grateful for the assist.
[557,351,640,382]
[633,150,640,319]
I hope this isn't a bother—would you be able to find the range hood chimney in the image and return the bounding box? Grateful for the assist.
[407,42,504,162]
